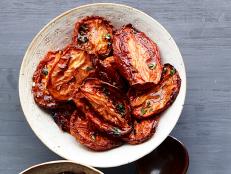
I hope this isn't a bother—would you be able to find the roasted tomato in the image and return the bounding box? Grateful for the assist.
[77,78,132,137]
[73,16,113,57]
[51,102,76,132]
[70,111,122,151]
[123,118,158,144]
[129,64,181,119]
[93,56,128,91]
[32,51,62,109]
[47,46,95,101]
[113,24,162,88]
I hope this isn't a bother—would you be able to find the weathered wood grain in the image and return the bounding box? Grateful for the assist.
[0,0,231,173]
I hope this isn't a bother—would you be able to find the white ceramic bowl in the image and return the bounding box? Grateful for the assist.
[19,3,186,168]
[20,160,103,174]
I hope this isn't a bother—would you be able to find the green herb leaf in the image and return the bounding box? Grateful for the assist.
[141,108,147,115]
[148,63,156,70]
[85,66,94,71]
[77,34,88,43]
[116,103,125,115]
[102,85,110,96]
[133,30,138,34]
[170,68,176,76]
[146,101,151,108]
[80,24,88,31]
[105,33,111,40]
[91,134,96,141]
[79,30,85,36]
[112,127,121,136]
[107,42,112,47]
[42,66,48,75]
[163,67,167,73]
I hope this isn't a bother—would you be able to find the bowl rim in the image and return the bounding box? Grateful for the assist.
[169,136,189,173]
[19,160,103,174]
[19,2,186,168]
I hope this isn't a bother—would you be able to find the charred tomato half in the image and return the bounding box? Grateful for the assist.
[93,56,128,91]
[70,111,122,151]
[51,102,76,133]
[123,118,158,144]
[73,16,113,57]
[129,64,181,119]
[77,78,132,137]
[47,46,95,101]
[32,51,61,109]
[113,24,162,88]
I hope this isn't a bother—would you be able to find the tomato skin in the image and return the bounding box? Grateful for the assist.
[31,15,183,150]
[32,51,62,109]
[93,56,128,91]
[74,78,132,137]
[123,118,159,145]
[51,102,76,132]
[70,111,122,151]
[113,24,162,89]
[129,64,181,119]
[73,16,113,57]
[47,46,95,101]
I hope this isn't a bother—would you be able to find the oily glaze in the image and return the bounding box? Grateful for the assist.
[70,111,122,151]
[94,56,127,91]
[113,24,162,88]
[51,102,76,132]
[29,13,183,153]
[73,16,113,57]
[123,117,159,144]
[47,46,95,101]
[129,64,181,119]
[32,51,62,109]
[79,78,132,137]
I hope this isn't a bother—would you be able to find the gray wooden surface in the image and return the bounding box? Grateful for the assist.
[0,0,231,173]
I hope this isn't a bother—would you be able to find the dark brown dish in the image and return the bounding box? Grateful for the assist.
[31,16,181,151]
[136,136,189,174]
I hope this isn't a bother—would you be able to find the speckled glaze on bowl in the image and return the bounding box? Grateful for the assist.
[19,3,186,168]
[20,160,103,174]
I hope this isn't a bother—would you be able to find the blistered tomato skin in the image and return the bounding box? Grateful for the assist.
[113,24,162,88]
[73,16,113,57]
[123,118,158,144]
[130,64,181,119]
[93,56,127,91]
[51,103,76,132]
[31,15,183,150]
[70,111,122,151]
[79,78,132,137]
[32,51,62,109]
[47,46,95,101]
